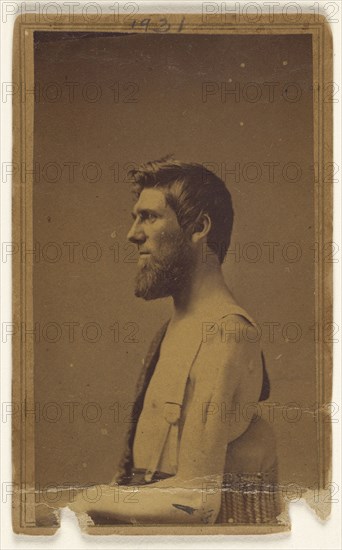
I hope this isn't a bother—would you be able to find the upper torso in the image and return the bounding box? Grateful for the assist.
[133,299,263,476]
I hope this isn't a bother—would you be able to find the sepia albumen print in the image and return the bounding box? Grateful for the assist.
[12,11,332,535]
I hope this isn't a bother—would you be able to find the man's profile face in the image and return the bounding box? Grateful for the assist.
[127,187,195,300]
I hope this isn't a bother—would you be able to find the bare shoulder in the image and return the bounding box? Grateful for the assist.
[202,313,260,355]
[193,313,261,390]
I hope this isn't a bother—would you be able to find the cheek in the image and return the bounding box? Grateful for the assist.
[150,228,174,247]
[147,220,183,252]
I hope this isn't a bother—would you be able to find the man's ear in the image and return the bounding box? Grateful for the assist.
[191,213,212,244]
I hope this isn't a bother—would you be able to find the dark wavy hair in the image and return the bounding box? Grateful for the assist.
[129,156,234,264]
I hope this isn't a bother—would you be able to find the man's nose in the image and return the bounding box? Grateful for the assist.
[127,219,146,244]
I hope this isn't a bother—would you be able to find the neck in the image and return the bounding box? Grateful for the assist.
[171,255,234,319]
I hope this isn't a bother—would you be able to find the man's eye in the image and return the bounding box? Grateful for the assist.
[143,213,157,222]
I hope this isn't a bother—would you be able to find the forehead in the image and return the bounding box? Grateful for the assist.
[133,187,168,213]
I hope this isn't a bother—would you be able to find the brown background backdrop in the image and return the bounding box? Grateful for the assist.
[33,31,316,489]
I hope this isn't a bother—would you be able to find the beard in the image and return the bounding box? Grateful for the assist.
[134,231,195,300]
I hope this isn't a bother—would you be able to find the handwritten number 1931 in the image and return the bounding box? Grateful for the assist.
[131,16,185,33]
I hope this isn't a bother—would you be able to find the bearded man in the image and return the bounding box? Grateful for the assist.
[69,158,280,525]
